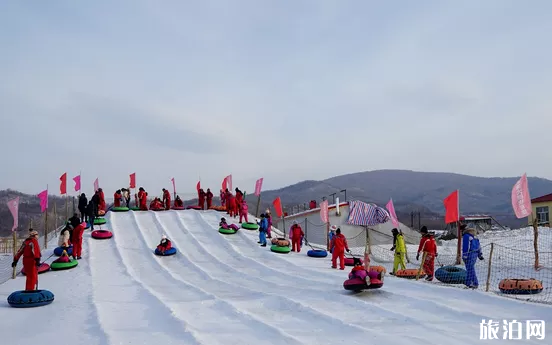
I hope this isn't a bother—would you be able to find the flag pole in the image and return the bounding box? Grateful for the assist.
[456,189,461,265]
[44,184,49,249]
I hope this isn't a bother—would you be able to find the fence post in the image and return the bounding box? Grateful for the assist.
[532,218,540,270]
[416,252,427,280]
[12,231,17,279]
[485,243,494,292]
[304,218,308,242]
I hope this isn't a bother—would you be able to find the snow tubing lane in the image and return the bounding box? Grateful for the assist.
[91,230,113,239]
[435,265,467,284]
[172,206,185,210]
[499,278,544,295]
[155,247,177,256]
[307,249,328,258]
[343,277,384,291]
[54,246,73,256]
[7,289,54,308]
[21,263,50,275]
[94,218,106,225]
[242,222,259,230]
[344,257,362,266]
[50,259,78,271]
[270,244,291,254]
[111,206,129,212]
[186,205,202,210]
[219,227,237,235]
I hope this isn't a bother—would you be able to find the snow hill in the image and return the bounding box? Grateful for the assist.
[0,209,550,344]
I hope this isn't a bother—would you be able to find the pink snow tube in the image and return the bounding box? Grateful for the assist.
[186,205,202,210]
[91,230,113,239]
[21,263,50,275]
[344,257,362,266]
[172,206,185,210]
[343,271,383,291]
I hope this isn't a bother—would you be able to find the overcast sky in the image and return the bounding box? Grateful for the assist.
[1,0,551,199]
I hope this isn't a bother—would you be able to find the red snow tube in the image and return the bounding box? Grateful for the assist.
[151,208,166,211]
[344,257,362,266]
[343,277,383,291]
[186,205,202,210]
[21,263,50,275]
[91,230,113,239]
[172,206,185,210]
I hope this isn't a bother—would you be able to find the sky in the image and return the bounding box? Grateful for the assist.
[1,0,552,199]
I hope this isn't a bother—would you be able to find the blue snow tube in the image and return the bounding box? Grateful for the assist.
[7,290,54,308]
[435,265,467,284]
[154,247,177,256]
[54,246,73,256]
[307,249,328,258]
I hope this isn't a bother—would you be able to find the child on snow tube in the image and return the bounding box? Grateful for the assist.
[54,250,70,263]
[150,198,164,210]
[156,235,172,254]
[348,258,379,284]
[220,217,239,230]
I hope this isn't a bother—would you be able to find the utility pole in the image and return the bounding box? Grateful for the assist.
[340,189,347,201]
[329,193,336,204]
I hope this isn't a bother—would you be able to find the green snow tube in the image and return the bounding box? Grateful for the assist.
[130,206,141,211]
[111,206,129,212]
[242,222,259,230]
[270,244,291,254]
[50,259,78,271]
[94,218,106,225]
[219,227,237,235]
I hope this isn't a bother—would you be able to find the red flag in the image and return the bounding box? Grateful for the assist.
[60,173,67,195]
[443,190,459,224]
[73,175,81,192]
[272,197,283,218]
[222,177,227,190]
[38,189,48,212]
[226,174,232,190]
[320,200,329,223]
[129,173,136,188]
[7,197,19,232]
[196,181,201,191]
[254,178,263,196]
[171,177,176,195]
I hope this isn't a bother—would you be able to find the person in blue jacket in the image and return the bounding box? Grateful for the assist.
[257,214,268,247]
[462,226,484,289]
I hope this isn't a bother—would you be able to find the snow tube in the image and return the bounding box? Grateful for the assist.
[155,247,177,256]
[242,222,259,230]
[186,205,202,210]
[98,210,106,216]
[499,279,543,295]
[130,206,141,211]
[270,244,291,254]
[435,265,466,284]
[91,230,113,239]
[111,206,129,212]
[172,206,185,210]
[209,206,226,211]
[395,268,425,279]
[7,289,54,308]
[54,246,73,256]
[368,265,387,274]
[343,276,384,292]
[151,208,167,211]
[344,257,362,266]
[271,238,290,246]
[94,218,106,225]
[307,249,328,258]
[21,263,50,275]
[219,227,237,235]
[50,259,78,271]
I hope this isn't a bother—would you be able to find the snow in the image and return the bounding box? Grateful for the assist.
[0,210,550,344]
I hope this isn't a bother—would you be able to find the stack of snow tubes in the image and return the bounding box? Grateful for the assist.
[241,222,259,230]
[270,238,291,254]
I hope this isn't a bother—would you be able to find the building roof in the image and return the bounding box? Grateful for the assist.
[531,193,552,203]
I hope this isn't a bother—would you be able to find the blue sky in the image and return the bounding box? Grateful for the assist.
[1,0,551,199]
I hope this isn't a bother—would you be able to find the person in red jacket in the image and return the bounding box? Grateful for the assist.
[206,188,214,209]
[157,235,172,254]
[228,194,237,217]
[12,230,41,291]
[162,188,171,210]
[220,189,226,207]
[138,187,148,210]
[330,228,351,270]
[198,189,206,209]
[417,226,438,281]
[98,188,106,212]
[225,189,232,213]
[113,190,122,207]
[72,222,85,259]
[235,188,243,213]
[289,221,305,252]
[174,195,184,207]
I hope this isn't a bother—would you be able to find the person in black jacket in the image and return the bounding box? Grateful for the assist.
[86,200,97,230]
[68,213,80,229]
[78,193,88,222]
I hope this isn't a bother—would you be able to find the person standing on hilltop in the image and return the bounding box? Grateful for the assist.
[137,187,148,211]
[113,189,122,207]
[12,230,41,291]
[162,188,171,210]
[265,209,273,238]
[86,199,97,231]
[78,193,88,223]
[235,188,244,214]
[121,188,131,207]
[206,188,214,209]
[97,188,106,212]
[220,189,226,207]
[417,226,437,281]
[198,188,206,209]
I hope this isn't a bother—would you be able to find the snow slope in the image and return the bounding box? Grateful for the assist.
[0,209,550,344]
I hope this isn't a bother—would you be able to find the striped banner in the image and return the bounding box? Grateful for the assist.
[347,200,390,226]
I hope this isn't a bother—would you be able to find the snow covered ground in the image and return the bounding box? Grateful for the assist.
[0,209,550,344]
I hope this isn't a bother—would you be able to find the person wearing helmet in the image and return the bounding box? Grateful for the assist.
[157,235,172,254]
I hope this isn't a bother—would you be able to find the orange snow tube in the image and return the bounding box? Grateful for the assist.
[498,279,543,295]
[271,238,290,247]
[98,210,106,216]
[368,265,386,274]
[396,268,425,279]
[209,205,226,211]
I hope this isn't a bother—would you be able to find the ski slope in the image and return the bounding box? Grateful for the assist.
[0,209,550,344]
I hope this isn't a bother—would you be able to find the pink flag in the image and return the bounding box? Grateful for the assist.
[38,189,48,212]
[385,199,400,227]
[254,178,263,196]
[320,200,329,223]
[73,175,81,192]
[94,178,99,191]
[171,177,176,195]
[227,175,232,191]
[512,173,532,218]
[7,197,19,231]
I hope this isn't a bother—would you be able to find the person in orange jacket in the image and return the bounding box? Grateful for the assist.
[206,188,214,209]
[12,230,41,291]
[97,188,106,212]
[113,189,122,207]
[138,187,148,210]
[289,221,305,252]
[198,189,206,209]
[162,188,171,210]
[72,222,85,260]
[330,228,351,270]
[417,226,438,281]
